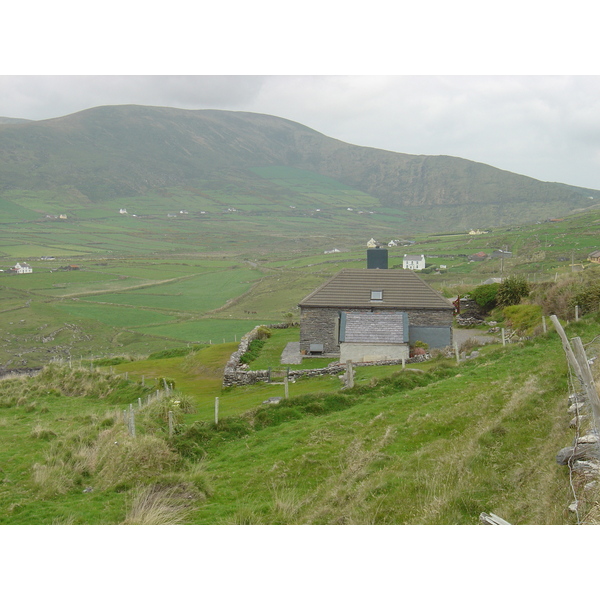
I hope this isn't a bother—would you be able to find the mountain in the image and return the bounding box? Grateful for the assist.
[0,104,598,230]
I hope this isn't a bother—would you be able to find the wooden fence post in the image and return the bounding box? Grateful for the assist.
[501,328,506,346]
[550,315,584,385]
[168,411,174,437]
[129,404,136,437]
[571,337,600,430]
[542,315,547,334]
[345,360,354,389]
[284,376,289,399]
[215,397,219,426]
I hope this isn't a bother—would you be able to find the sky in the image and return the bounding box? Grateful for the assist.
[2,3,600,196]
[4,74,600,190]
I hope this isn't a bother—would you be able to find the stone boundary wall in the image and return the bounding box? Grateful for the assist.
[223,324,429,387]
[556,392,600,517]
[0,367,42,380]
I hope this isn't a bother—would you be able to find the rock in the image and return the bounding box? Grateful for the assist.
[263,396,282,405]
[578,434,600,445]
[571,460,600,475]
[569,501,579,513]
[568,402,586,414]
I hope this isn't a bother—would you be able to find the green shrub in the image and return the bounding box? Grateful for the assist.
[572,281,600,315]
[496,275,530,307]
[94,356,134,366]
[148,345,206,360]
[239,339,266,365]
[470,283,500,311]
[255,326,272,340]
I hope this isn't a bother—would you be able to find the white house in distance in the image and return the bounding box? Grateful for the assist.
[403,254,426,270]
[13,262,32,274]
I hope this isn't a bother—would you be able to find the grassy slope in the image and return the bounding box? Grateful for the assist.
[1,316,592,525]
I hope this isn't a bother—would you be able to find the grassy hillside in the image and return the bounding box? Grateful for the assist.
[1,314,595,525]
[1,105,598,232]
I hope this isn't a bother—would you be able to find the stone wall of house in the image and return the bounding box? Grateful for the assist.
[299,306,453,354]
[299,307,341,354]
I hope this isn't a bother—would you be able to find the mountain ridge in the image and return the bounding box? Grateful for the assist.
[0,104,597,230]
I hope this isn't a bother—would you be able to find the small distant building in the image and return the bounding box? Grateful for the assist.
[324,248,341,254]
[13,262,32,274]
[119,208,128,214]
[59,214,67,219]
[491,249,512,259]
[469,252,488,262]
[403,254,426,270]
[366,238,380,248]
[588,250,600,264]
[388,240,398,247]
[469,229,488,235]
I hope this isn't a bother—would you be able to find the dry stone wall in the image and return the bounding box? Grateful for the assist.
[223,324,429,387]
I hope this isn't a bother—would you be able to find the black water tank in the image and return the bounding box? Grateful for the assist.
[367,247,388,269]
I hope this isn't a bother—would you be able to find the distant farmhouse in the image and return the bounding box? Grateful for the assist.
[298,249,453,363]
[403,254,426,271]
[588,250,600,264]
[11,262,32,274]
[469,251,488,262]
[469,229,488,235]
[491,249,512,259]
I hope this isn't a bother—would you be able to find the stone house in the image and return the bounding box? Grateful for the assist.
[588,250,600,264]
[298,268,454,363]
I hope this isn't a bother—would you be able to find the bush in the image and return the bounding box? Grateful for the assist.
[148,345,205,360]
[572,281,600,315]
[239,339,266,365]
[470,283,500,311]
[255,326,272,340]
[496,275,530,307]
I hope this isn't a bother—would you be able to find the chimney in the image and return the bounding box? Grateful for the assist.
[367,247,388,269]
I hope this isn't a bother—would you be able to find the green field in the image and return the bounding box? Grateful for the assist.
[2,190,600,369]
[1,314,593,525]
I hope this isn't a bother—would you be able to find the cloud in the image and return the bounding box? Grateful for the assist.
[2,75,600,189]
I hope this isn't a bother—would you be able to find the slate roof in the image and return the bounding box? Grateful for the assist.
[298,269,453,310]
[342,312,407,344]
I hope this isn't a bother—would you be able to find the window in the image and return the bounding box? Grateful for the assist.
[370,290,383,300]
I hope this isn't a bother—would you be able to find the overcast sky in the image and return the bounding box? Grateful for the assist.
[3,3,600,191]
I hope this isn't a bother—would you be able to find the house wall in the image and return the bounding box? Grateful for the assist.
[340,342,409,363]
[299,306,453,354]
[408,325,452,349]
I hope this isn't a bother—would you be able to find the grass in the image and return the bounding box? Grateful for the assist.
[0,314,589,525]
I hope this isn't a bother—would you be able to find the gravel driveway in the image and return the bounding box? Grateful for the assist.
[453,327,499,348]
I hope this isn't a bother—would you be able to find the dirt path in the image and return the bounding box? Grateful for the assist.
[453,327,499,348]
